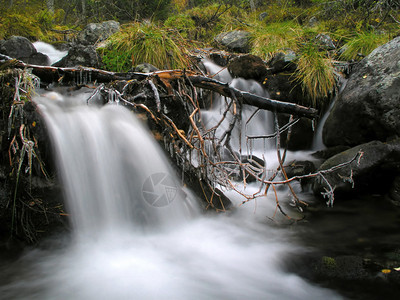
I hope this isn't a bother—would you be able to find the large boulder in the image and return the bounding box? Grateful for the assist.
[313,139,400,198]
[76,20,120,45]
[0,36,52,65]
[323,37,400,147]
[52,45,102,68]
[0,36,36,60]
[0,36,51,65]
[214,30,251,53]
[25,52,51,66]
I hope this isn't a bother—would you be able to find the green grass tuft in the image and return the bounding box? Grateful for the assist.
[250,21,303,60]
[294,42,336,107]
[99,22,192,72]
[340,31,391,61]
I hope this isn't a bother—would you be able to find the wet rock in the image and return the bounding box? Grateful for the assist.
[314,255,368,280]
[284,160,316,177]
[76,20,120,45]
[25,52,50,66]
[0,94,66,243]
[313,139,400,198]
[227,54,267,80]
[267,50,297,74]
[278,114,314,150]
[263,73,305,104]
[134,63,159,73]
[386,176,400,206]
[0,36,44,64]
[259,12,268,21]
[214,30,251,53]
[52,45,102,68]
[240,155,265,183]
[208,51,233,67]
[323,36,400,147]
[0,36,36,59]
[312,145,351,160]
[284,160,316,189]
[315,33,336,50]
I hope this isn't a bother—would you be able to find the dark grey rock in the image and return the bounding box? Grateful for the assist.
[0,36,36,61]
[76,20,120,45]
[284,160,316,178]
[315,33,336,50]
[263,73,305,104]
[25,52,51,66]
[209,52,235,67]
[312,145,351,160]
[313,139,400,198]
[267,50,297,74]
[284,160,316,189]
[52,45,101,68]
[314,255,368,280]
[323,36,400,147]
[134,63,159,73]
[387,176,400,206]
[214,30,251,53]
[259,12,268,21]
[279,115,314,150]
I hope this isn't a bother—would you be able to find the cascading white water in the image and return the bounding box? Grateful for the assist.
[0,89,342,299]
[35,93,197,240]
[312,78,348,151]
[33,41,68,65]
[201,60,275,158]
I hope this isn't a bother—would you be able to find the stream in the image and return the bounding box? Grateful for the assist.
[0,45,399,299]
[0,91,341,300]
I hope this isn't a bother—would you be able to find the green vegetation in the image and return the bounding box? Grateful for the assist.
[321,256,337,271]
[250,21,303,60]
[1,0,399,104]
[340,31,391,60]
[295,42,336,107]
[98,22,191,72]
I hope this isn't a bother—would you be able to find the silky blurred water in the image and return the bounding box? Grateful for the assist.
[33,41,67,65]
[0,92,341,299]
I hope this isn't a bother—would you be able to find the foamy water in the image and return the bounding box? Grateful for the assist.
[33,41,67,65]
[0,68,342,299]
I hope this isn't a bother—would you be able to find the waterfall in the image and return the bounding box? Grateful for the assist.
[0,87,341,299]
[312,78,349,150]
[35,93,197,240]
[201,60,275,159]
[33,41,68,65]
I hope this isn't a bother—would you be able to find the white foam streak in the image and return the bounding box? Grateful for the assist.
[33,41,67,65]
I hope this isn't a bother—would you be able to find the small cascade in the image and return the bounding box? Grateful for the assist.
[312,78,348,150]
[33,41,67,65]
[35,93,197,239]
[201,60,275,158]
[0,78,341,299]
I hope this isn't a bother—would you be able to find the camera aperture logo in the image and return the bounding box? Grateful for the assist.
[142,173,178,207]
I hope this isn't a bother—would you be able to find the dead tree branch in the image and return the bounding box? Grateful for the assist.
[1,58,318,119]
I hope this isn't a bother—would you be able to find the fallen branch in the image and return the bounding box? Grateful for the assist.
[1,58,318,119]
[188,76,318,119]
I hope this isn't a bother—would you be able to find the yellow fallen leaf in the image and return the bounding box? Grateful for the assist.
[381,269,391,274]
